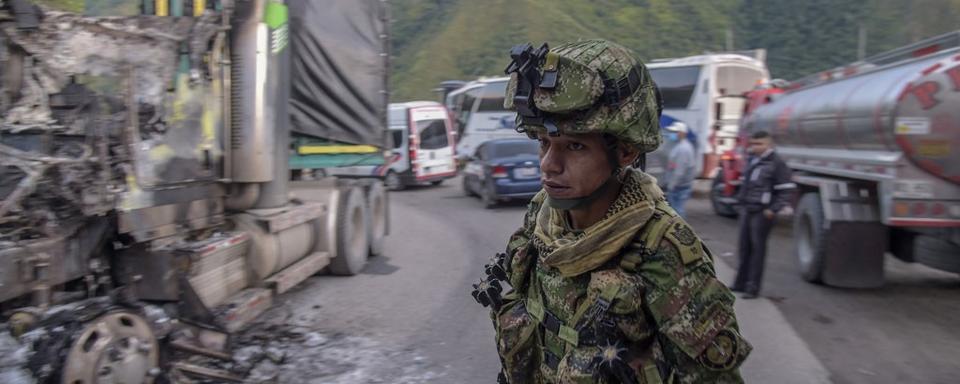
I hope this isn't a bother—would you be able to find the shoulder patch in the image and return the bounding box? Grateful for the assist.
[665,221,704,265]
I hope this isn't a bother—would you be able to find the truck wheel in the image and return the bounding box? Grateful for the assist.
[430,180,443,186]
[384,171,404,191]
[366,182,388,257]
[794,193,827,283]
[915,235,960,273]
[329,186,369,275]
[710,170,738,218]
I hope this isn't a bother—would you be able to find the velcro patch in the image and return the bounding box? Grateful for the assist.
[665,221,703,265]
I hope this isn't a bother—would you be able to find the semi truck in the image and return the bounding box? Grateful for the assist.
[713,32,960,288]
[0,0,389,382]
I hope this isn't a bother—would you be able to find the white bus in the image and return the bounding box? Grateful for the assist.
[647,53,769,180]
[445,77,525,164]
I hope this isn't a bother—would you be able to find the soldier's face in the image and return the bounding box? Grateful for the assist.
[536,133,613,199]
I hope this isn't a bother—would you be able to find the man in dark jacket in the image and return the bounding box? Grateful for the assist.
[733,130,795,298]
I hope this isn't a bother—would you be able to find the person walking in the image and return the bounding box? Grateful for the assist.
[472,39,750,384]
[663,122,696,219]
[732,130,796,299]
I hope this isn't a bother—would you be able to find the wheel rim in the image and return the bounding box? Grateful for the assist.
[797,212,814,268]
[62,312,159,384]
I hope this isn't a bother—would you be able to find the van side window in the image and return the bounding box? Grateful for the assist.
[390,129,404,149]
[418,120,449,150]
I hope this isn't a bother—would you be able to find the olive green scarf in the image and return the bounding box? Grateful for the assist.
[532,168,663,277]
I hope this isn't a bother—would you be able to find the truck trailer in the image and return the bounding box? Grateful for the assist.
[0,0,389,382]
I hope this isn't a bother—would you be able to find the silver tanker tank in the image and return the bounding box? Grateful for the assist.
[744,47,960,185]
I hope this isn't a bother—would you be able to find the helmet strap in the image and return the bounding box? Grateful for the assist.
[545,174,620,210]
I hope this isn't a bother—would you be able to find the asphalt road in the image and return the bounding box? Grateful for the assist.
[254,177,960,383]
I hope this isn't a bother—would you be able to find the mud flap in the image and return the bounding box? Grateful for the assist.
[822,221,886,288]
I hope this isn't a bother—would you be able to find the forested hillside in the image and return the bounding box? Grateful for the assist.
[391,0,960,100]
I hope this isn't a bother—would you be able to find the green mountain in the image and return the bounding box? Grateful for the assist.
[390,0,960,101]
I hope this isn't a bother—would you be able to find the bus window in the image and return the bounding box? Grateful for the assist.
[455,87,480,137]
[649,66,702,109]
[477,81,509,112]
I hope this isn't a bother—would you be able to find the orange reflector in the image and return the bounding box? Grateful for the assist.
[894,202,910,216]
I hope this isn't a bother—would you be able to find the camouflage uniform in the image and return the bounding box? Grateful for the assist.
[486,40,750,383]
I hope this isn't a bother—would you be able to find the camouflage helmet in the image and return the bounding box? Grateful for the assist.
[504,39,662,153]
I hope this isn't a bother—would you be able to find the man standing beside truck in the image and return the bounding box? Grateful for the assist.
[733,131,795,298]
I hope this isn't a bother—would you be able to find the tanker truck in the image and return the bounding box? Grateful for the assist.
[716,31,960,288]
[0,0,388,382]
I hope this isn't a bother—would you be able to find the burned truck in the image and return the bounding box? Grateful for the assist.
[0,0,389,382]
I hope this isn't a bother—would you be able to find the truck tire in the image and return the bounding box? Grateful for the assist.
[365,182,388,256]
[329,186,369,275]
[710,170,738,218]
[794,192,827,283]
[915,235,960,273]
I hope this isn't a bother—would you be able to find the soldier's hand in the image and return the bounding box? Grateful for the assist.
[763,209,775,219]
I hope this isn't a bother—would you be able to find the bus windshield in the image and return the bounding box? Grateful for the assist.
[649,66,702,109]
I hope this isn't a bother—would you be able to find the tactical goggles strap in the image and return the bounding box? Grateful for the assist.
[601,65,644,107]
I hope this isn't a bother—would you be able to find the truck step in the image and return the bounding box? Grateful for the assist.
[175,232,251,308]
[215,287,273,333]
[264,251,330,295]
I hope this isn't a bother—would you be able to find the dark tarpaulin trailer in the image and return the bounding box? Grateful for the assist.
[287,0,389,148]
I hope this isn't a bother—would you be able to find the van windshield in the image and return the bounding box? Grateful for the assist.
[491,141,539,158]
[477,81,509,112]
[417,120,449,150]
[649,66,701,109]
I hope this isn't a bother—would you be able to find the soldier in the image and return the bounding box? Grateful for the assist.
[473,40,750,384]
[732,130,796,299]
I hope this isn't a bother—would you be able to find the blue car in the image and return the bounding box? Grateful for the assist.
[462,138,542,208]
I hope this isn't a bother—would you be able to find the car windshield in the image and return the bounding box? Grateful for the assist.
[490,141,539,158]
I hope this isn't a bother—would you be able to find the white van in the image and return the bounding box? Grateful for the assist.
[445,77,525,164]
[646,53,769,180]
[384,101,458,190]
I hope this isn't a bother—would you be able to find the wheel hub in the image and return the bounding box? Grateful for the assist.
[62,311,160,384]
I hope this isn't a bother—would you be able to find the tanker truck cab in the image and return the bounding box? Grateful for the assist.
[647,53,768,180]
[385,101,458,190]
